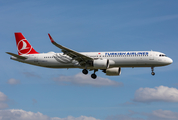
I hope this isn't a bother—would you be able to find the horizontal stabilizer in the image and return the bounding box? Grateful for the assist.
[6,52,27,60]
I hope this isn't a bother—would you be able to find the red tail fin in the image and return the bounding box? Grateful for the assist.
[15,33,39,55]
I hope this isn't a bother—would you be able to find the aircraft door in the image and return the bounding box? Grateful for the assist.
[149,51,154,60]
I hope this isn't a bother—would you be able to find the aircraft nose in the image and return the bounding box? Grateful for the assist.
[167,58,173,64]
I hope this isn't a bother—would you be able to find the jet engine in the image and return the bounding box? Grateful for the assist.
[93,59,109,69]
[104,67,121,76]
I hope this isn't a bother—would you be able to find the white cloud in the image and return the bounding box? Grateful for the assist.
[0,92,7,102]
[7,78,20,85]
[0,92,8,109]
[133,86,178,103]
[51,115,100,120]
[53,73,123,87]
[0,109,100,120]
[148,109,178,120]
[105,109,178,120]
[0,103,8,109]
[0,109,49,120]
[106,115,144,120]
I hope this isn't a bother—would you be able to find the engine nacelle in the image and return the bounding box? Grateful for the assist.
[106,67,121,76]
[93,59,109,69]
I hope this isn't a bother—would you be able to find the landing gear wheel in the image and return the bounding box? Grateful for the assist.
[82,69,88,75]
[151,72,155,76]
[151,67,155,76]
[91,74,97,79]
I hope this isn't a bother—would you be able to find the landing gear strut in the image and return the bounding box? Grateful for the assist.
[151,67,155,76]
[82,69,88,75]
[82,69,98,79]
[91,69,98,79]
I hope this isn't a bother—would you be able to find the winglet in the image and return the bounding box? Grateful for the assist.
[48,33,55,43]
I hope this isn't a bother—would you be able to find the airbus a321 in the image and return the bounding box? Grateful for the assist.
[6,33,173,79]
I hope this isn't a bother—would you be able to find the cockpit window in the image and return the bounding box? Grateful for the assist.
[159,54,167,57]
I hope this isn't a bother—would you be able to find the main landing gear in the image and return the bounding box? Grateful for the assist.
[82,69,88,75]
[151,67,155,76]
[91,70,98,79]
[82,69,98,79]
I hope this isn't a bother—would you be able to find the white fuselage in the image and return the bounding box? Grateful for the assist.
[11,51,173,69]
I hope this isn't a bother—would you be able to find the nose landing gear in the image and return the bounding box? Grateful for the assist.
[151,67,155,76]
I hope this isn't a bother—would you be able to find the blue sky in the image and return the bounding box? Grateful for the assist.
[1,0,178,120]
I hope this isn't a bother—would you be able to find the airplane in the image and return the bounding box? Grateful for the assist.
[6,32,173,79]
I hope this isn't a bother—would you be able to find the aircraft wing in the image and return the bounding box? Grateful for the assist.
[48,34,93,66]
[6,52,27,60]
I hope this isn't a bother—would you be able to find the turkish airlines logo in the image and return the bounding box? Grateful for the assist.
[17,39,32,54]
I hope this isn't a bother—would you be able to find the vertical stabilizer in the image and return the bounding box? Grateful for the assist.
[15,33,39,55]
